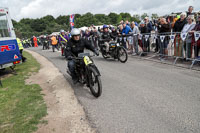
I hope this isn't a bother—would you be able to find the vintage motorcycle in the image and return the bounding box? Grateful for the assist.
[99,38,128,63]
[67,53,102,98]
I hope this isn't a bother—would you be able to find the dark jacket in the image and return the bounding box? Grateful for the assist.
[101,31,111,42]
[139,26,148,34]
[159,23,171,33]
[173,18,187,32]
[146,22,154,33]
[187,12,195,17]
[110,30,118,40]
[65,38,95,58]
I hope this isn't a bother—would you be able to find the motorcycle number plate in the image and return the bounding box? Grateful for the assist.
[84,56,92,66]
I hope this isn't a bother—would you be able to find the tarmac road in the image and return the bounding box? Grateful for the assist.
[28,47,200,133]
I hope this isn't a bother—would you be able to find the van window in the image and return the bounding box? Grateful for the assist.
[0,13,10,38]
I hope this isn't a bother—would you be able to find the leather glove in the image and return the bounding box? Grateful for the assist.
[95,50,99,56]
[67,56,73,60]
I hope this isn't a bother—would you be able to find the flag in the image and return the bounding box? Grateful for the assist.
[194,32,200,42]
[160,36,165,43]
[139,34,143,40]
[145,35,149,42]
[70,14,75,29]
[181,33,187,41]
[170,35,175,43]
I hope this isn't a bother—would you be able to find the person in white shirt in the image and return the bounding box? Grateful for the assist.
[181,15,196,58]
[130,21,140,55]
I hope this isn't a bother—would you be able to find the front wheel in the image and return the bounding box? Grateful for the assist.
[88,67,102,98]
[117,47,128,63]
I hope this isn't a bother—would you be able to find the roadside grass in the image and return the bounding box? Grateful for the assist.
[0,51,47,133]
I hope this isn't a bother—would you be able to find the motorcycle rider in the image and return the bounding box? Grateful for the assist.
[100,25,112,56]
[59,30,69,56]
[65,28,99,84]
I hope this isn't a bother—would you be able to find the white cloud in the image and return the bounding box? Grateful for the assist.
[1,0,199,21]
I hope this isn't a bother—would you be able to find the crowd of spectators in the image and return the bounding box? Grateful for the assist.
[78,6,200,61]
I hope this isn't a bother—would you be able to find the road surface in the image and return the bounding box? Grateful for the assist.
[28,47,200,133]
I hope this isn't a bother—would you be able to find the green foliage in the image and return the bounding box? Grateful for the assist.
[141,13,149,20]
[30,19,46,32]
[151,13,159,20]
[13,12,146,38]
[132,14,141,23]
[108,12,121,25]
[120,12,132,21]
[0,51,47,133]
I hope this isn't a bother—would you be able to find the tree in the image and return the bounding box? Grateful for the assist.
[120,12,131,21]
[75,12,98,27]
[30,19,46,32]
[41,15,55,25]
[56,15,69,25]
[108,12,121,25]
[141,13,149,20]
[151,13,159,20]
[132,14,141,23]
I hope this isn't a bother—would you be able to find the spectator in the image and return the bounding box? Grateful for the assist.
[117,24,124,46]
[144,17,154,33]
[154,18,162,53]
[122,23,133,49]
[187,6,195,17]
[92,28,98,49]
[83,29,90,41]
[122,23,132,35]
[98,27,101,32]
[135,22,139,27]
[139,21,149,56]
[126,20,130,27]
[118,24,123,34]
[110,27,118,40]
[181,15,196,59]
[130,21,140,55]
[190,16,200,58]
[144,17,153,53]
[120,20,124,25]
[173,12,187,57]
[158,18,171,59]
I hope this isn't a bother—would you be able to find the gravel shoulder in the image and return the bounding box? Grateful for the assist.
[25,49,95,133]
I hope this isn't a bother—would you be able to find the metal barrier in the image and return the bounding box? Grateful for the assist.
[128,31,200,69]
[113,32,200,69]
[91,31,200,69]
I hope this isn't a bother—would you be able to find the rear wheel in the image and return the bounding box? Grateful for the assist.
[117,47,128,63]
[88,67,102,98]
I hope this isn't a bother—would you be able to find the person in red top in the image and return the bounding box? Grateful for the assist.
[33,36,38,47]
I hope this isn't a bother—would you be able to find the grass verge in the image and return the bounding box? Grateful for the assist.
[0,51,47,133]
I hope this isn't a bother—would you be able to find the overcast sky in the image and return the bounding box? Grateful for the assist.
[1,0,199,21]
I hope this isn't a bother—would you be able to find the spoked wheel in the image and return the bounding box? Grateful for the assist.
[102,52,109,59]
[89,67,102,98]
[117,47,128,63]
